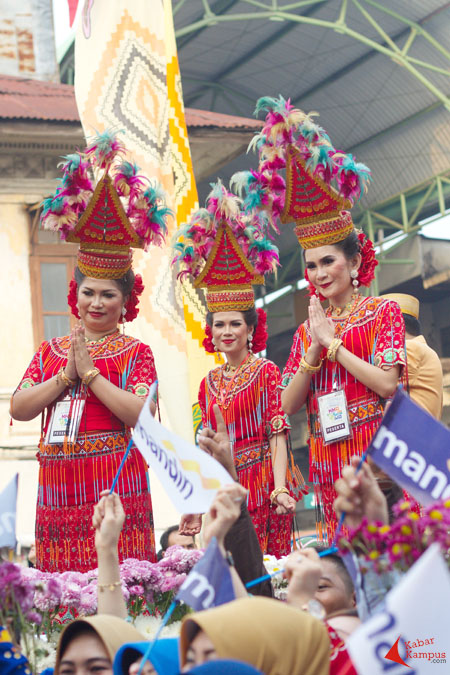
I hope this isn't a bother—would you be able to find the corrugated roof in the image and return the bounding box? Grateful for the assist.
[0,75,78,121]
[186,107,261,129]
[0,74,260,129]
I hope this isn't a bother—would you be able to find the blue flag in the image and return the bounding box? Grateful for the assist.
[176,537,235,611]
[369,389,450,505]
[0,474,18,548]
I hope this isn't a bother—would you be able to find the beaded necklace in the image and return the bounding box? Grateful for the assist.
[328,292,361,318]
[85,329,121,358]
[326,293,361,337]
[217,352,254,410]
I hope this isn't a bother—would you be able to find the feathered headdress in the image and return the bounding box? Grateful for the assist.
[232,96,372,249]
[41,130,172,278]
[172,180,279,312]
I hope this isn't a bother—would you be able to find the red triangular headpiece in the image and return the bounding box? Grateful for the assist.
[67,174,142,278]
[282,147,353,248]
[194,223,263,312]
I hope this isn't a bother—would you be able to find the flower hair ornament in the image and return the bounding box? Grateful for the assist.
[42,130,172,322]
[172,181,278,352]
[202,308,269,354]
[67,272,144,323]
[303,230,377,301]
[231,96,377,285]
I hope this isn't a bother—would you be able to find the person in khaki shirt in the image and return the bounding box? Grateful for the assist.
[383,293,443,419]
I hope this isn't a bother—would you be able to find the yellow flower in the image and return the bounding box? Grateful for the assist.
[392,543,402,555]
[402,544,412,553]
[444,499,450,509]
[401,525,412,536]
[369,551,380,560]
[429,510,443,521]
[407,512,419,521]
[399,501,411,511]
[379,525,390,534]
[367,524,378,533]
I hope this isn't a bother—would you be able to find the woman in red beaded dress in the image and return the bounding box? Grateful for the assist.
[238,97,407,543]
[173,183,305,556]
[11,134,170,572]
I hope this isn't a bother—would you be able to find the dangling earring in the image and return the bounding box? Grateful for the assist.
[212,338,218,352]
[350,269,360,292]
[121,306,127,334]
[248,334,253,352]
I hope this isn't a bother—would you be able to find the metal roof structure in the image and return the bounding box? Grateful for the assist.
[57,1,450,291]
[167,0,450,291]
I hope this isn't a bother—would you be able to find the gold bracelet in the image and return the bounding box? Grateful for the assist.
[82,368,100,386]
[327,338,343,362]
[97,580,121,592]
[299,355,323,374]
[56,368,76,388]
[270,486,289,506]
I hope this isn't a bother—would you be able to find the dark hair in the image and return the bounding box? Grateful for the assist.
[403,313,421,337]
[159,524,180,552]
[206,307,259,329]
[58,622,98,664]
[314,546,354,596]
[74,266,135,299]
[156,524,196,561]
[303,230,360,262]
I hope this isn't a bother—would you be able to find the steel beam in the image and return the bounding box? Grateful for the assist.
[175,1,450,111]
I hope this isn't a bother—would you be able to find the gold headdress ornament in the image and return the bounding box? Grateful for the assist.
[232,96,372,249]
[172,180,279,312]
[41,131,171,279]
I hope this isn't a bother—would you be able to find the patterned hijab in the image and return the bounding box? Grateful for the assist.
[179,597,330,675]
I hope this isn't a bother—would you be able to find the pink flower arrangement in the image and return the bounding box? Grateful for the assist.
[338,498,450,577]
[0,545,203,666]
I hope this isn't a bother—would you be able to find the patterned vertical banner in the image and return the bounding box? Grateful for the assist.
[74,0,217,438]
[162,0,222,410]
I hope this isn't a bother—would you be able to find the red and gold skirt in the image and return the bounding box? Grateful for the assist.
[36,430,155,573]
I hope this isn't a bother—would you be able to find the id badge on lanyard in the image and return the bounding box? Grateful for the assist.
[317,375,352,445]
[45,394,85,445]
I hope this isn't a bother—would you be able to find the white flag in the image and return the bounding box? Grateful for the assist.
[133,392,234,514]
[347,544,450,674]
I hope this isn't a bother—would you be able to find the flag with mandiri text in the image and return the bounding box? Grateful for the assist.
[176,537,235,611]
[368,388,450,506]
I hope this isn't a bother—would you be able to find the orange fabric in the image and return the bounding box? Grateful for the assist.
[406,335,443,419]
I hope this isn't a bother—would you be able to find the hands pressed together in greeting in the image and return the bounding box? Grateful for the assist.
[64,324,97,383]
[308,295,335,354]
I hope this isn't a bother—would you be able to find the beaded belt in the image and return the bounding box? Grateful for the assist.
[234,442,270,471]
[38,430,130,459]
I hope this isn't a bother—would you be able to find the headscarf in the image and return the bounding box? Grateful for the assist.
[55,615,143,674]
[180,597,330,675]
[114,639,179,675]
[186,660,263,674]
